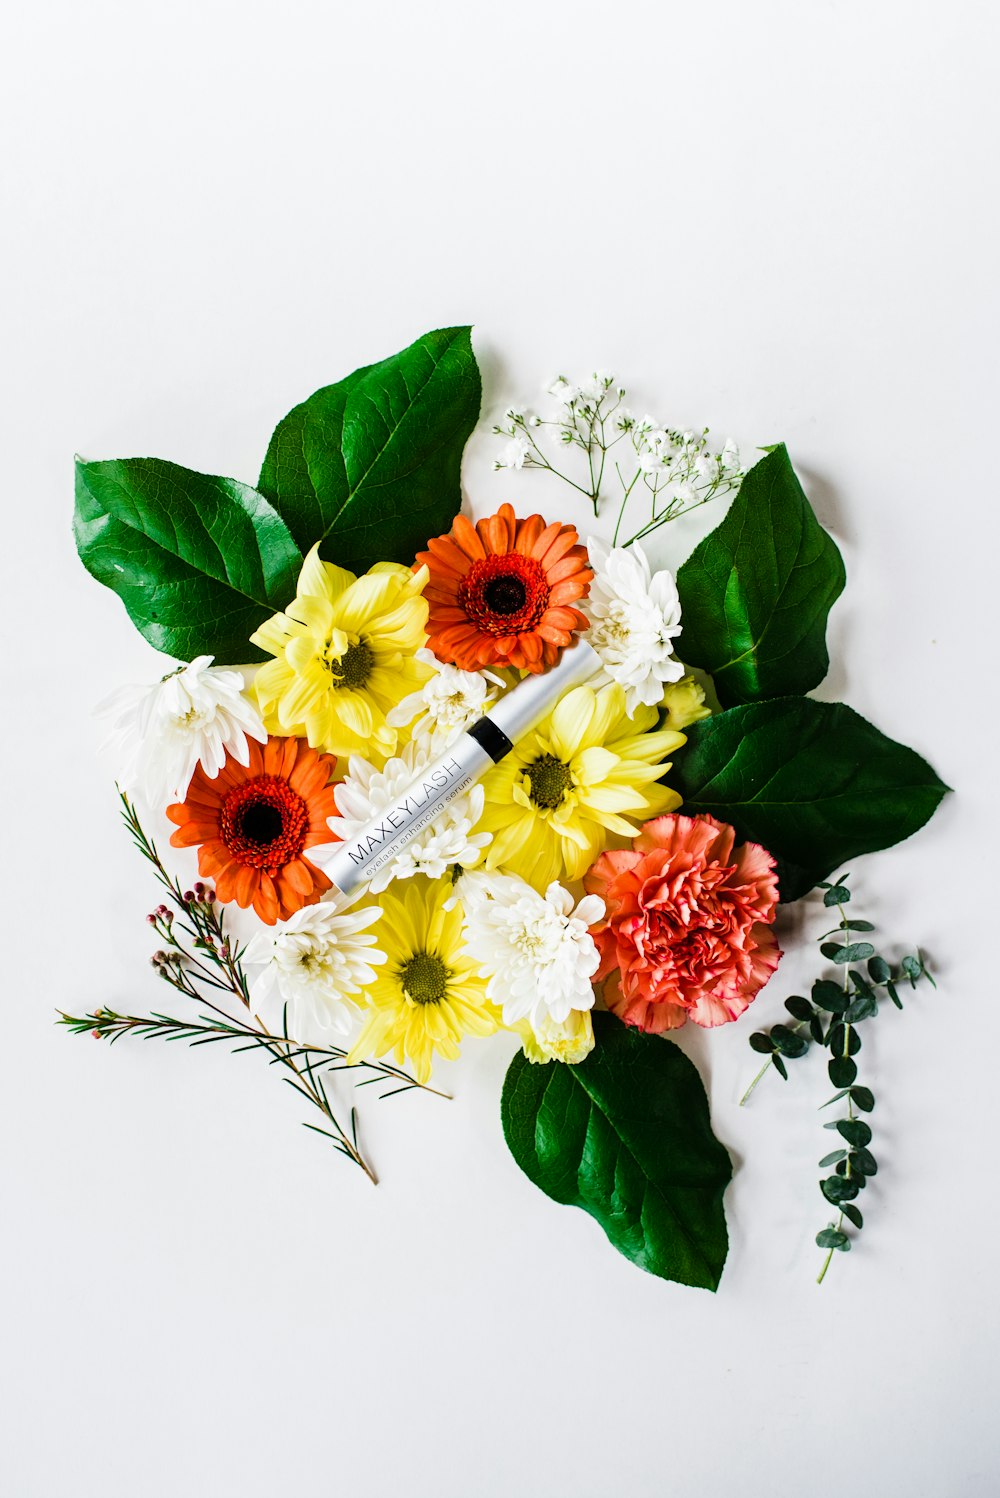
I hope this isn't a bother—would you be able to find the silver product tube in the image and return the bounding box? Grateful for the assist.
[323,637,600,899]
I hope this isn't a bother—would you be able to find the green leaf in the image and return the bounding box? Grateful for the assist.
[842,1203,864,1230]
[501,1013,732,1290]
[812,979,849,1013]
[74,458,303,662]
[672,697,949,900]
[901,954,923,986]
[772,1053,789,1081]
[828,1023,862,1056]
[824,885,852,907]
[842,994,879,1023]
[770,1024,809,1058]
[816,1227,851,1250]
[837,1120,873,1147]
[819,1150,848,1167]
[852,1147,878,1176]
[868,955,892,985]
[749,1031,775,1054]
[675,445,845,706]
[258,326,482,572]
[822,941,876,965]
[785,996,814,1023]
[849,1085,875,1112]
[821,1174,860,1205]
[829,1056,858,1087]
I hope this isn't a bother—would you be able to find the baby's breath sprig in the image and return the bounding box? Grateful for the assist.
[58,793,444,1183]
[492,372,743,549]
[740,873,936,1281]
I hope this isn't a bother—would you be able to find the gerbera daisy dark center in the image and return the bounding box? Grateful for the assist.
[238,801,284,845]
[526,753,573,809]
[220,774,310,873]
[483,573,527,615]
[458,554,549,636]
[399,951,449,1005]
[327,638,375,689]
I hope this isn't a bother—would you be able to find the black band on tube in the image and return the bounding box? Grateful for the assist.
[468,717,513,763]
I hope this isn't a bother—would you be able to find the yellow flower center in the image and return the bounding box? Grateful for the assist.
[526,754,573,809]
[399,951,450,1005]
[326,638,375,689]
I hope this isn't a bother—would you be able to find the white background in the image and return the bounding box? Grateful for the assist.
[2,2,997,1494]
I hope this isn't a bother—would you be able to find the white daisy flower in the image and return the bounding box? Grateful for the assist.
[321,742,491,894]
[98,655,267,806]
[456,870,604,1027]
[583,538,686,714]
[386,649,504,758]
[244,899,385,1041]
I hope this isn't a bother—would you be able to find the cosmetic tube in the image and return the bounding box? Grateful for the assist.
[321,637,600,899]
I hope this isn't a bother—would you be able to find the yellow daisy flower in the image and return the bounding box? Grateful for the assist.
[479,683,686,888]
[250,544,431,760]
[347,878,499,1084]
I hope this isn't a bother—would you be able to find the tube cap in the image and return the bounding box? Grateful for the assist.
[487,637,601,744]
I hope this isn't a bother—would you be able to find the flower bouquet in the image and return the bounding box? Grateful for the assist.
[67,326,948,1289]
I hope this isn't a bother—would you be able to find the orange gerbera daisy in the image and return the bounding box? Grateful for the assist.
[166,736,338,925]
[416,502,593,673]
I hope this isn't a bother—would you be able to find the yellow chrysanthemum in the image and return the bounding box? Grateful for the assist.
[515,1010,595,1065]
[479,683,686,889]
[250,545,431,760]
[347,878,500,1084]
[660,673,713,732]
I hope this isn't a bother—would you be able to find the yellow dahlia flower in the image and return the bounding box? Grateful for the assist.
[347,878,500,1084]
[250,545,431,760]
[480,683,686,889]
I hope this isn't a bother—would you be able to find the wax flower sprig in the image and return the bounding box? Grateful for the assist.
[58,794,444,1183]
[493,371,743,548]
[740,872,935,1280]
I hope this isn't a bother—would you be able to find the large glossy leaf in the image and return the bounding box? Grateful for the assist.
[672,697,950,900]
[74,457,302,663]
[501,1013,732,1290]
[258,325,481,571]
[676,444,846,706]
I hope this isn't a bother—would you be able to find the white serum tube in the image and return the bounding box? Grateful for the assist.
[323,637,600,899]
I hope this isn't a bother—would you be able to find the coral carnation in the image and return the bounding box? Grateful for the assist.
[166,736,339,925]
[417,502,592,673]
[584,813,781,1031]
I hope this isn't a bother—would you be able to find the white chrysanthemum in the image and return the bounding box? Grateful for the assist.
[322,741,491,894]
[245,899,385,1041]
[98,655,267,806]
[456,870,603,1027]
[583,538,685,714]
[386,649,504,758]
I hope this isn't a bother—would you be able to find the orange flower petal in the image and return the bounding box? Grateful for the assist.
[452,513,487,562]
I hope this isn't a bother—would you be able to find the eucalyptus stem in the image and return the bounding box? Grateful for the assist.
[741,872,936,1278]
